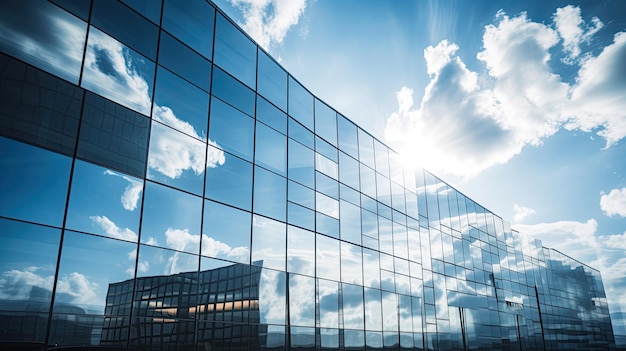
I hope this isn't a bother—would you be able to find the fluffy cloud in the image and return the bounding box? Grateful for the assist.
[104,170,142,211]
[384,7,626,177]
[228,0,307,50]
[513,204,536,223]
[600,187,626,217]
[90,215,138,242]
[553,5,603,63]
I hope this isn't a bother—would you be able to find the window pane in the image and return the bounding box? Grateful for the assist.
[147,122,207,195]
[316,153,338,180]
[162,0,214,60]
[256,95,287,134]
[0,137,70,226]
[288,138,314,188]
[252,215,286,271]
[211,67,255,117]
[91,0,158,59]
[214,13,256,89]
[364,288,382,331]
[0,55,83,157]
[314,99,337,146]
[288,77,313,130]
[259,268,286,325]
[316,235,340,281]
[82,26,155,116]
[205,148,252,211]
[287,226,315,276]
[78,92,150,178]
[374,140,390,178]
[358,129,375,168]
[121,0,162,24]
[153,66,210,139]
[257,49,287,111]
[255,122,287,175]
[288,180,314,210]
[316,172,338,199]
[382,292,398,331]
[337,114,359,159]
[0,0,87,83]
[253,166,286,221]
[340,200,361,244]
[342,283,365,330]
[341,242,363,285]
[318,279,339,328]
[377,173,391,206]
[140,181,202,253]
[158,31,212,92]
[316,192,339,219]
[289,274,315,327]
[66,160,142,241]
[200,202,249,267]
[209,97,254,161]
[316,136,338,163]
[339,152,360,191]
[360,163,377,199]
[363,248,380,289]
[288,117,314,149]
[287,202,315,232]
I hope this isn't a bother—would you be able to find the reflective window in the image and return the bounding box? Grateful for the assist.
[153,66,210,139]
[317,212,340,239]
[66,160,142,241]
[78,92,150,178]
[287,202,315,231]
[382,292,398,332]
[374,140,390,178]
[202,200,251,264]
[288,180,315,210]
[316,152,338,180]
[252,215,286,271]
[162,0,214,60]
[288,117,314,149]
[0,0,87,83]
[360,163,377,199]
[358,129,375,168]
[211,67,255,117]
[51,0,90,20]
[289,274,315,326]
[337,114,359,159]
[288,77,313,130]
[341,242,363,285]
[140,181,202,253]
[256,95,287,134]
[339,152,360,191]
[287,226,315,276]
[389,151,404,186]
[345,329,366,349]
[377,173,391,206]
[82,27,155,116]
[158,31,212,92]
[316,136,338,163]
[258,268,287,325]
[257,49,287,111]
[342,283,365,330]
[0,218,60,343]
[315,99,337,146]
[406,191,419,221]
[288,138,314,188]
[316,172,338,199]
[364,288,382,331]
[209,97,254,161]
[316,235,340,281]
[147,122,207,195]
[253,166,286,221]
[340,183,360,206]
[391,182,406,214]
[318,279,339,328]
[121,0,162,24]
[255,122,287,176]
[363,248,381,289]
[91,0,158,59]
[340,200,361,244]
[214,13,256,89]
[0,55,83,157]
[205,148,252,211]
[0,137,70,226]
[316,192,339,219]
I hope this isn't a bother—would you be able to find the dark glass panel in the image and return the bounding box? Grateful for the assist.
[122,0,162,24]
[202,200,251,264]
[256,95,287,134]
[257,49,287,111]
[288,77,313,130]
[374,140,390,178]
[162,0,215,60]
[0,0,87,83]
[50,0,90,20]
[314,99,337,146]
[214,13,256,89]
[66,160,142,241]
[91,0,158,59]
[253,166,286,221]
[211,67,255,117]
[0,218,60,345]
[77,92,150,178]
[205,148,253,211]
[158,31,212,92]
[208,97,255,161]
[0,54,83,157]
[0,137,70,226]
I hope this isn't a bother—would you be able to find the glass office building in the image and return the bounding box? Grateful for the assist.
[0,1,616,350]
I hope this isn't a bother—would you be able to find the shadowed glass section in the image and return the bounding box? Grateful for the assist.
[209,97,254,161]
[0,137,71,226]
[158,31,212,92]
[214,13,256,89]
[162,0,215,61]
[0,0,87,84]
[257,49,287,111]
[288,77,313,131]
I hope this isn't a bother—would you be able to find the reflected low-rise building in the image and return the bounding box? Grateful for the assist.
[0,0,617,350]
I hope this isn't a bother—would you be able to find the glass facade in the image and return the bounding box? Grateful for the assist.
[0,1,616,350]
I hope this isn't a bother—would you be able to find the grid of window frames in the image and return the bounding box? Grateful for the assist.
[0,1,616,350]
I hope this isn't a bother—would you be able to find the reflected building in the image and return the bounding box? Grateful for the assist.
[0,0,617,350]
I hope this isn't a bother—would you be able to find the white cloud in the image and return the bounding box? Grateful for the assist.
[600,187,626,217]
[90,215,138,242]
[229,0,307,50]
[513,204,536,223]
[384,8,625,178]
[104,170,142,211]
[0,267,54,299]
[553,5,603,63]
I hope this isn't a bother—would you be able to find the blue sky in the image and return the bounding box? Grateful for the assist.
[213,0,626,328]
